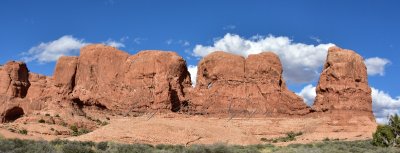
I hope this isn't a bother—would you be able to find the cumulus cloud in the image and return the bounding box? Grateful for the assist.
[187,65,198,87]
[22,35,87,63]
[296,84,316,106]
[193,33,335,83]
[22,35,127,63]
[371,87,400,124]
[365,57,391,76]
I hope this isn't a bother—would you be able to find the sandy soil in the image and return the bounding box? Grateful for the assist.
[0,111,376,146]
[69,113,376,146]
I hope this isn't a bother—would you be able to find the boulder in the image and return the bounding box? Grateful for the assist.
[313,46,373,112]
[190,51,309,116]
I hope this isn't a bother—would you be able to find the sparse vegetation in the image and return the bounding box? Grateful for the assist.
[69,125,91,136]
[101,121,109,126]
[55,114,60,117]
[7,128,15,133]
[0,138,398,153]
[373,114,400,147]
[260,131,303,143]
[18,129,28,135]
[38,119,45,123]
[45,113,50,116]
[60,121,68,127]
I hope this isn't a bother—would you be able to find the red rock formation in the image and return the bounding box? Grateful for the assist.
[0,62,30,122]
[190,51,309,116]
[54,56,78,94]
[72,44,192,114]
[313,46,373,113]
[0,61,30,98]
[0,45,376,125]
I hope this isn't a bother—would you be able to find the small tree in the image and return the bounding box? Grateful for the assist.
[373,114,400,147]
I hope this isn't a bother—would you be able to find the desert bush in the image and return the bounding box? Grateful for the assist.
[38,119,45,123]
[106,143,154,153]
[101,121,109,126]
[61,142,95,153]
[70,125,78,133]
[184,144,211,153]
[373,114,400,147]
[0,139,55,153]
[260,131,303,143]
[18,129,28,135]
[0,137,399,153]
[96,141,108,151]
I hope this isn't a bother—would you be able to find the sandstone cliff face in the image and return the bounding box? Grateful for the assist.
[0,44,375,124]
[313,46,372,112]
[0,62,29,122]
[190,51,309,116]
[0,61,30,98]
[72,44,192,114]
[54,56,78,94]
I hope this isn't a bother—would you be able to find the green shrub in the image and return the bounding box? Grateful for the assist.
[70,125,78,133]
[70,125,91,136]
[96,141,108,151]
[372,114,400,147]
[0,139,55,153]
[101,121,109,126]
[18,129,28,135]
[61,143,94,153]
[107,143,154,153]
[38,119,45,123]
[260,131,303,143]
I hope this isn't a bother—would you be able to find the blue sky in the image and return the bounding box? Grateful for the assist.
[1,0,399,123]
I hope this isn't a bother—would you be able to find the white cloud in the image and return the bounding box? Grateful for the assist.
[371,87,400,124]
[193,33,335,83]
[22,35,88,63]
[104,39,125,48]
[365,57,390,76]
[296,84,316,106]
[21,35,128,63]
[187,65,197,87]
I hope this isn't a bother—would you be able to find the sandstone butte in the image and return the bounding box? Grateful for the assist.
[0,44,376,145]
